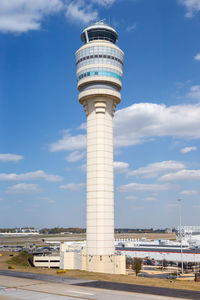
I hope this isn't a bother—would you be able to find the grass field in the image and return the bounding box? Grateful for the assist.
[0,232,176,245]
[0,252,200,292]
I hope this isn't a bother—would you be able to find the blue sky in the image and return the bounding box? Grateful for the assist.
[1,0,200,229]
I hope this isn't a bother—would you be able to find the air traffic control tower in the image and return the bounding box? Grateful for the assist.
[75,21,125,274]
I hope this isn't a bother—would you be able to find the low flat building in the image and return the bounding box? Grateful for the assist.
[33,255,60,268]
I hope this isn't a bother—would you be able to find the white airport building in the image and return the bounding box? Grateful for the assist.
[0,228,39,236]
[33,226,200,269]
[116,226,200,263]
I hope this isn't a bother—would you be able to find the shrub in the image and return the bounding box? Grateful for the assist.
[126,256,133,269]
[8,265,15,269]
[132,258,143,276]
[6,251,33,267]
[57,269,66,274]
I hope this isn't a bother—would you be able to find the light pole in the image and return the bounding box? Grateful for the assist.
[176,259,179,278]
[178,198,184,275]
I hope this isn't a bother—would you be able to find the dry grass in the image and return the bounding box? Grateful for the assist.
[0,232,176,245]
[0,252,200,292]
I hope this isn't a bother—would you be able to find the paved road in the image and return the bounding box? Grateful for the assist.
[0,270,94,285]
[76,280,200,299]
[0,270,199,299]
[0,275,187,300]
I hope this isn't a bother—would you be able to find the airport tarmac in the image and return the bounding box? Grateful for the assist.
[0,275,189,300]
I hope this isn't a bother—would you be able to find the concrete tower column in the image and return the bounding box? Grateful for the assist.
[86,97,117,256]
[75,21,125,274]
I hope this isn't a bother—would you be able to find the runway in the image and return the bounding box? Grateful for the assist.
[0,270,199,299]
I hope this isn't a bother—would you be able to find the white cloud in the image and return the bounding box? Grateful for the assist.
[114,161,129,173]
[0,0,63,33]
[118,182,172,192]
[50,103,200,152]
[64,167,72,171]
[39,197,56,203]
[181,190,198,195]
[143,197,158,201]
[179,0,200,17]
[187,85,200,99]
[91,0,116,6]
[0,0,119,33]
[65,0,117,25]
[180,146,197,153]
[65,151,85,162]
[160,169,200,181]
[0,170,63,182]
[152,192,158,196]
[128,161,185,178]
[48,199,56,203]
[125,24,136,32]
[5,183,41,194]
[133,206,144,210]
[77,122,87,130]
[114,103,200,147]
[59,183,85,190]
[0,153,24,162]
[80,164,86,172]
[50,131,86,152]
[114,149,121,156]
[125,195,138,200]
[65,0,97,24]
[65,0,117,24]
[194,53,200,61]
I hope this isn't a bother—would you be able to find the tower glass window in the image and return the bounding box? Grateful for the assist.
[81,21,118,45]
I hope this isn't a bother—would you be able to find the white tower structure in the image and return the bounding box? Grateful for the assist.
[75,21,125,274]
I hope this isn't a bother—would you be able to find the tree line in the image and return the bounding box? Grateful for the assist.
[0,227,174,234]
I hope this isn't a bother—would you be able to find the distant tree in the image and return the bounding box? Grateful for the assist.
[39,227,86,234]
[132,258,143,276]
[163,259,168,269]
[126,256,133,269]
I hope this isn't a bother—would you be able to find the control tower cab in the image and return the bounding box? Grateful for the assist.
[75,21,124,110]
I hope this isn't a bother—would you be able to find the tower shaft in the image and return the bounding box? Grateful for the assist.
[86,97,115,256]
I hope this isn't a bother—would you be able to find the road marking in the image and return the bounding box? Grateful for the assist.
[0,285,95,300]
[69,290,94,296]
